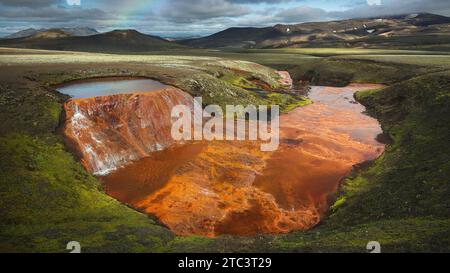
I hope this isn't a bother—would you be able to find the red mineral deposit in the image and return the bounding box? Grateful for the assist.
[64,80,385,237]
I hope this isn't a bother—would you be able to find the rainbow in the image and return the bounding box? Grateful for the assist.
[107,0,165,28]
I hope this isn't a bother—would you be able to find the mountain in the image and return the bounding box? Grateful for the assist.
[27,29,73,39]
[0,29,185,53]
[5,27,98,39]
[181,27,280,48]
[179,13,450,49]
[63,27,99,37]
[5,28,43,39]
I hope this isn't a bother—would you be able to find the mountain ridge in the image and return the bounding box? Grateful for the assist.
[0,29,185,53]
[179,13,450,49]
[1,13,450,51]
[5,27,99,39]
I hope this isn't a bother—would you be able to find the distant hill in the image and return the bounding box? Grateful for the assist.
[27,29,73,39]
[5,27,98,39]
[0,29,186,53]
[179,13,450,49]
[5,28,40,39]
[182,27,280,48]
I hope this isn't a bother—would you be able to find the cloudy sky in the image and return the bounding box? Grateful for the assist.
[0,0,449,37]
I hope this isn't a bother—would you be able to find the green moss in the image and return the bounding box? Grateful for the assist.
[265,58,435,87]
[40,101,62,125]
[331,197,346,212]
[218,71,259,89]
[0,133,174,253]
[266,93,312,113]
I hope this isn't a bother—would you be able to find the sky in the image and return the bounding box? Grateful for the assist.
[0,0,449,38]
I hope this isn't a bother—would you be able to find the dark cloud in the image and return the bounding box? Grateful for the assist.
[275,6,330,23]
[330,0,450,19]
[227,0,291,3]
[0,0,449,37]
[159,0,249,23]
[0,7,112,22]
[0,1,115,26]
[0,0,59,7]
[272,0,450,25]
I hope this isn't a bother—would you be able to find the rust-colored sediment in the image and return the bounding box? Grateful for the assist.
[64,82,385,237]
[63,87,193,175]
[100,84,385,237]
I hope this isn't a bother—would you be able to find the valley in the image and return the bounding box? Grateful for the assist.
[0,9,449,253]
[0,44,448,252]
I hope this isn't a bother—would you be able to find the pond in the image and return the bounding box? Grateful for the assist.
[56,78,169,99]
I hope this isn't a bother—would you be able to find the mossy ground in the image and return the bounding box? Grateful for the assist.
[0,134,174,253]
[0,48,449,252]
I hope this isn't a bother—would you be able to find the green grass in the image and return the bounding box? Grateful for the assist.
[153,48,446,87]
[275,34,450,52]
[348,72,450,225]
[0,133,174,253]
[0,50,309,119]
[269,56,446,87]
[335,54,450,69]
[142,48,450,87]
[239,48,450,57]
[266,93,312,112]
[324,72,450,251]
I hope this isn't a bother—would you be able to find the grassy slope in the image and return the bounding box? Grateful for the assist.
[315,72,450,252]
[248,53,448,87]
[0,48,449,252]
[286,35,450,51]
[267,51,450,252]
[237,48,450,57]
[0,134,174,252]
